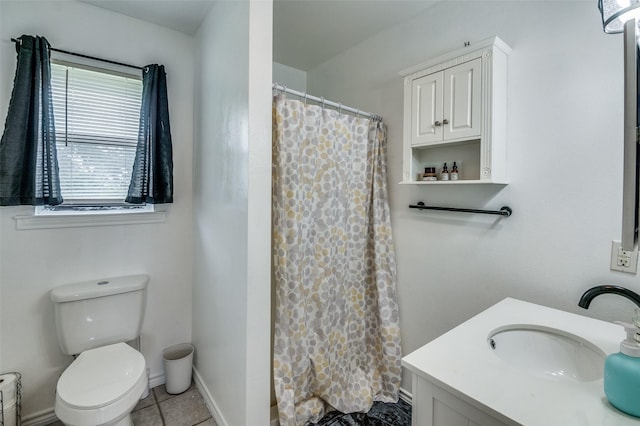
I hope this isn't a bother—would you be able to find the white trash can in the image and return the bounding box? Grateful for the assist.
[162,343,194,395]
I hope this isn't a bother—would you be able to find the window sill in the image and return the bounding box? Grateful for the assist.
[15,210,166,230]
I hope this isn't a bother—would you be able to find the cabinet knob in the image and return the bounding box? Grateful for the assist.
[434,121,442,127]
[443,119,449,125]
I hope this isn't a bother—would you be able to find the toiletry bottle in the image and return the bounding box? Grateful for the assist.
[450,162,459,181]
[604,319,640,418]
[441,163,449,181]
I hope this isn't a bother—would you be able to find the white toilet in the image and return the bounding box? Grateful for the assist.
[50,274,149,426]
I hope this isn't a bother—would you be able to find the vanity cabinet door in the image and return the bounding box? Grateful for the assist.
[412,374,510,426]
[411,71,443,146]
[443,58,481,141]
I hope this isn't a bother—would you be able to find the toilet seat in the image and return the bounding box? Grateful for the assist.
[55,343,146,426]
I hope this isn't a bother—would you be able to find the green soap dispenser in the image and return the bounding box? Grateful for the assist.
[604,318,640,417]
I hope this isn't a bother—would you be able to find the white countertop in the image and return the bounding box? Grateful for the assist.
[402,298,640,426]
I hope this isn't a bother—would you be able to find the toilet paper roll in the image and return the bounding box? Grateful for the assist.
[0,374,17,407]
[1,400,16,426]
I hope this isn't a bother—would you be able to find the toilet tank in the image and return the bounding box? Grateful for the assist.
[50,274,148,355]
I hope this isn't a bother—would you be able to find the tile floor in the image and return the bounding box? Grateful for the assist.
[46,383,216,426]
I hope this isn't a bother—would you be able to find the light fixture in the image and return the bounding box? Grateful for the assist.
[599,0,640,33]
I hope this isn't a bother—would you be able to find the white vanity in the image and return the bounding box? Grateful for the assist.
[403,298,640,426]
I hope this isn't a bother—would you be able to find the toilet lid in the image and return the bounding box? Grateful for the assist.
[57,342,145,410]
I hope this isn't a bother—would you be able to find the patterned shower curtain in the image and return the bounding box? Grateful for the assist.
[272,94,402,426]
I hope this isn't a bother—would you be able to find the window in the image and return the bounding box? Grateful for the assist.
[49,59,143,206]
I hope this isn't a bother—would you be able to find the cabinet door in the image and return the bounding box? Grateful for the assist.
[412,374,510,426]
[411,72,443,145]
[443,58,481,141]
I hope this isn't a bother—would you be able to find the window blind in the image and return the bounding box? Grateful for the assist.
[50,62,143,202]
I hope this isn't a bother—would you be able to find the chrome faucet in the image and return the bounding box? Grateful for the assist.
[579,285,640,309]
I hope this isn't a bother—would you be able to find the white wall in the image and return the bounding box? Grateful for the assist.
[193,1,271,424]
[0,1,194,420]
[307,1,638,391]
[273,61,307,92]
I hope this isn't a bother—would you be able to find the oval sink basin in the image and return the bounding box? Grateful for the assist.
[488,325,606,382]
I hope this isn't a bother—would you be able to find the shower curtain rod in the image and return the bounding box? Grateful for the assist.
[273,83,382,121]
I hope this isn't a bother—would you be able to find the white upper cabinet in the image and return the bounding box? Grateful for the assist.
[400,37,511,184]
[443,58,482,141]
[412,71,443,145]
[412,58,481,146]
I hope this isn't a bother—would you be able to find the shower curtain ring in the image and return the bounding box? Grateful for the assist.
[283,86,288,98]
[339,103,343,114]
[321,97,325,109]
[304,93,308,106]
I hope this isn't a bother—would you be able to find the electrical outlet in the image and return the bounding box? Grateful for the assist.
[611,241,639,274]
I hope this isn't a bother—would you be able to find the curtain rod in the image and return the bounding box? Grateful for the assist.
[11,37,144,71]
[273,83,382,121]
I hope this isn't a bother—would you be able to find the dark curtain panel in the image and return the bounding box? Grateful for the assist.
[0,35,63,206]
[126,64,173,204]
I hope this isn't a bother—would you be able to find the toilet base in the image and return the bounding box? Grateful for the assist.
[111,414,132,426]
[58,413,132,426]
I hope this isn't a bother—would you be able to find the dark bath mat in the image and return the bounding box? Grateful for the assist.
[311,399,411,426]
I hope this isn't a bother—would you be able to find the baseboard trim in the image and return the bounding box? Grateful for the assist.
[149,371,165,389]
[193,367,229,426]
[399,387,412,405]
[21,407,57,426]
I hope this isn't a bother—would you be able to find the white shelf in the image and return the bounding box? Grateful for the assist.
[399,180,506,185]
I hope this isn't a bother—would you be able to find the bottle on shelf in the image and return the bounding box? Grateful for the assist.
[450,162,459,181]
[441,163,449,181]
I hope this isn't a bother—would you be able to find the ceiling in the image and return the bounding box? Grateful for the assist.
[274,0,438,70]
[80,0,214,35]
[80,0,438,71]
